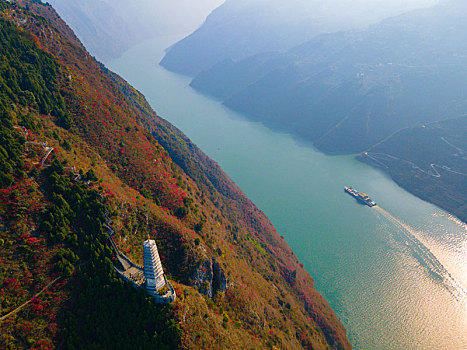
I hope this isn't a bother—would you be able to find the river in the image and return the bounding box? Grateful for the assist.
[108,37,467,350]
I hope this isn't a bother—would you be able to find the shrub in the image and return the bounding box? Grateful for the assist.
[158,285,169,295]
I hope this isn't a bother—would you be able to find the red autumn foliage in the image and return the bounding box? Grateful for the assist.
[27,237,40,245]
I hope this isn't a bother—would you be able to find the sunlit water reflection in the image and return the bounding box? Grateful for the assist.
[108,37,467,350]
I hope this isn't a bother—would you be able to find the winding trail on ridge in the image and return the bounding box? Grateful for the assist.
[0,277,62,322]
[365,151,467,177]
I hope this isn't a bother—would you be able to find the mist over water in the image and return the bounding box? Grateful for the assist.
[108,37,466,350]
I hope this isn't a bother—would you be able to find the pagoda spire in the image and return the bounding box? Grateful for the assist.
[143,238,166,292]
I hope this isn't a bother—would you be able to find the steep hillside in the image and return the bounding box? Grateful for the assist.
[160,0,438,76]
[188,0,467,223]
[358,115,467,222]
[0,1,351,349]
[191,0,466,154]
[47,0,223,62]
[46,0,151,62]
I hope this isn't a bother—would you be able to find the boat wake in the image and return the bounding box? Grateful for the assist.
[374,206,467,304]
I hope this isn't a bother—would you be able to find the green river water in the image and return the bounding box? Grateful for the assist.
[108,37,466,350]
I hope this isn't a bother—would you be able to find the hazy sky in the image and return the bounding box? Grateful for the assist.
[218,0,441,26]
[89,0,441,35]
[48,0,441,39]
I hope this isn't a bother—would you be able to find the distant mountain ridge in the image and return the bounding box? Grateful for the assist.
[46,0,153,61]
[160,0,439,76]
[179,0,467,222]
[46,0,223,62]
[190,0,466,153]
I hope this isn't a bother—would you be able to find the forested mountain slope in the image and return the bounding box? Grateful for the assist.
[46,0,150,62]
[0,1,351,349]
[192,0,466,154]
[160,0,437,76]
[358,115,467,222]
[47,0,223,62]
[188,0,467,222]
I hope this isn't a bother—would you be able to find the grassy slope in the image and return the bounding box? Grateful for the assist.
[0,1,351,349]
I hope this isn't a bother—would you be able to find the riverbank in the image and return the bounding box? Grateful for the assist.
[357,116,467,224]
[107,37,467,349]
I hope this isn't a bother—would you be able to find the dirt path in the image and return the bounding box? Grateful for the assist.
[364,151,467,178]
[0,277,62,322]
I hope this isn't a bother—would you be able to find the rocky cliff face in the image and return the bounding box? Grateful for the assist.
[212,258,228,293]
[192,258,228,298]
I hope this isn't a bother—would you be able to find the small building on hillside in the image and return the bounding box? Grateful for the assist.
[111,233,176,304]
[143,238,166,292]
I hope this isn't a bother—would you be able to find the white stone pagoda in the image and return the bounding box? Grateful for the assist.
[143,237,166,292]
